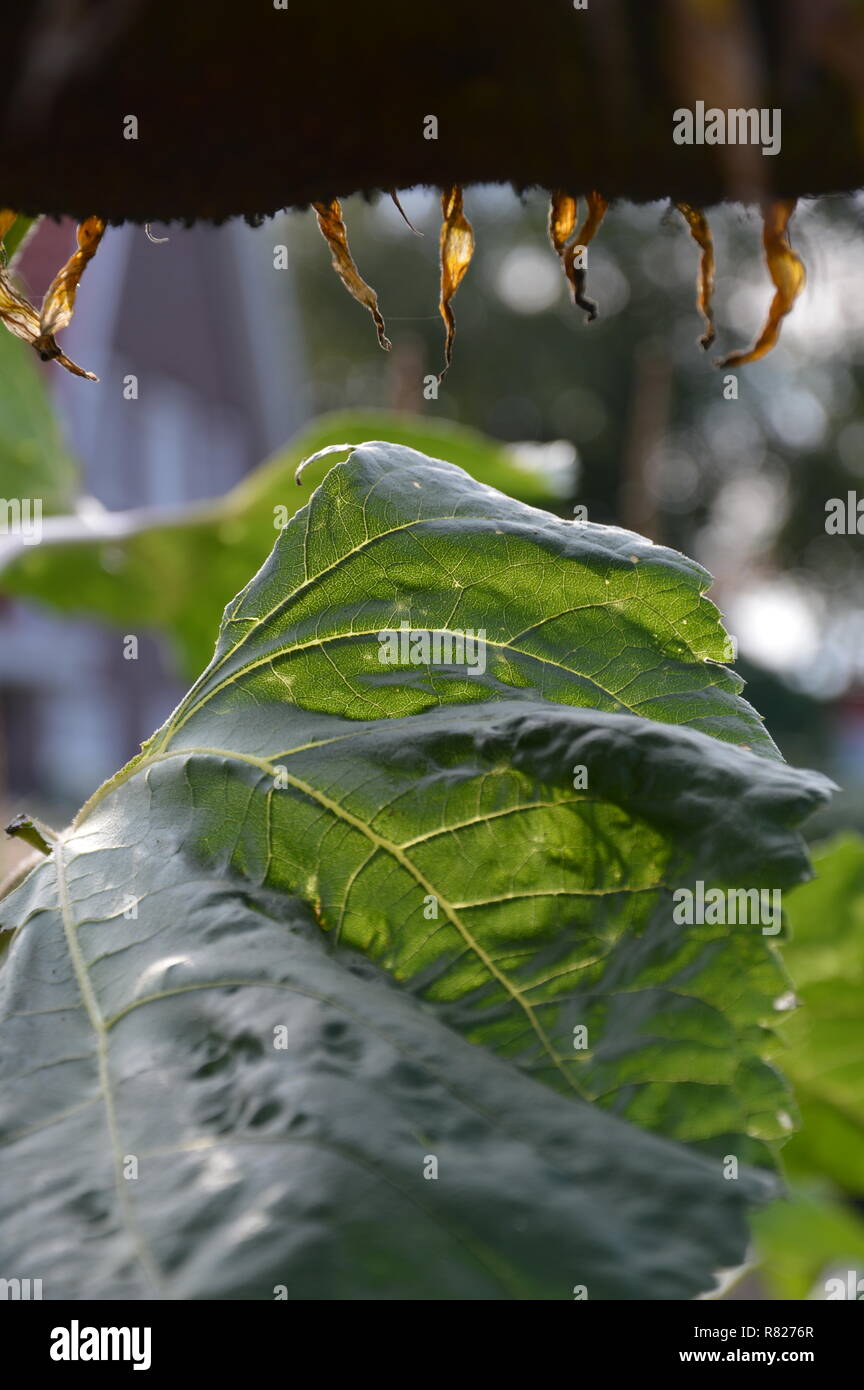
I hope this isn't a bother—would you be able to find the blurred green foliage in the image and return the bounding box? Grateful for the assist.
[0,313,77,513]
[755,835,864,1298]
[1,410,562,679]
[755,1188,864,1300]
[777,836,864,1195]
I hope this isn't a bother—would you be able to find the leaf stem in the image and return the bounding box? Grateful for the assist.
[4,813,58,856]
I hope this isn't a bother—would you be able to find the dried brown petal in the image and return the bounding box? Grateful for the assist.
[0,265,41,344]
[548,190,578,260]
[0,210,38,343]
[0,214,101,379]
[549,190,608,321]
[567,190,608,321]
[37,215,106,342]
[438,185,474,381]
[390,190,422,236]
[717,199,805,368]
[676,202,716,349]
[313,199,391,351]
[0,217,56,360]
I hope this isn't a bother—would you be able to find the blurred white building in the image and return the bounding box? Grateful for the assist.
[1,217,307,809]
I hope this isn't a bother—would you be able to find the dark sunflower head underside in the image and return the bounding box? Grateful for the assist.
[0,0,858,378]
[2,0,862,222]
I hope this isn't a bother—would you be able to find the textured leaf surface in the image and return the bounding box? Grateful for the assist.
[0,835,771,1300]
[0,413,560,678]
[0,443,830,1298]
[166,440,777,752]
[112,441,830,1164]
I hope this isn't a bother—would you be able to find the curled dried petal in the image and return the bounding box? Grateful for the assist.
[0,214,101,380]
[0,211,36,340]
[313,199,391,351]
[438,185,474,381]
[0,265,41,344]
[716,199,805,368]
[676,203,716,349]
[549,190,608,321]
[549,190,588,312]
[567,191,608,320]
[390,190,423,236]
[37,215,106,342]
[548,190,578,260]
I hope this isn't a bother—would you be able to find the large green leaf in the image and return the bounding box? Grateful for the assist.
[0,443,830,1297]
[99,440,828,1162]
[0,412,560,679]
[0,849,772,1300]
[768,836,864,1194]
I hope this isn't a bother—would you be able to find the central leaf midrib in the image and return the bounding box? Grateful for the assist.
[53,834,166,1297]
